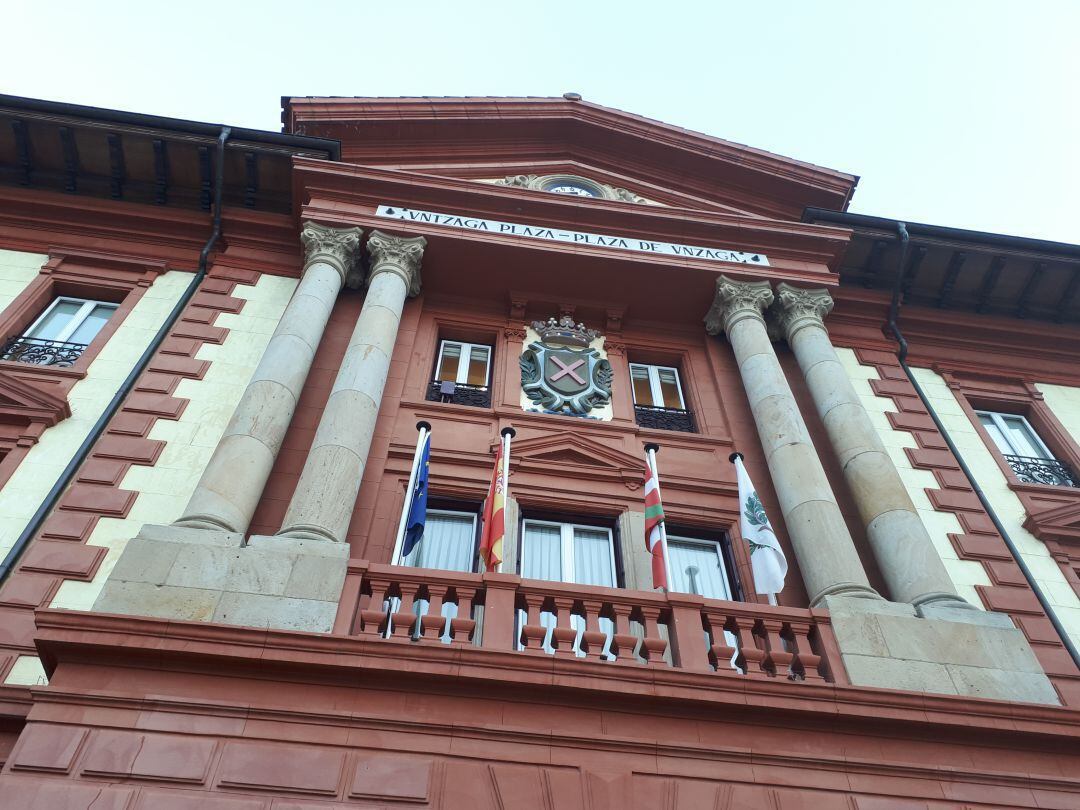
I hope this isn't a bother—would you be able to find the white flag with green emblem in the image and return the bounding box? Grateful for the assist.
[734,455,787,596]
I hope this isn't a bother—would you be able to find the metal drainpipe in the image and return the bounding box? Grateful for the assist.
[886,221,1080,670]
[0,125,232,584]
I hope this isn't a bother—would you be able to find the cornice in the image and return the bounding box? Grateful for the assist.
[33,608,1080,744]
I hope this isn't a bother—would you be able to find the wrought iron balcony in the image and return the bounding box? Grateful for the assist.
[0,336,88,367]
[339,562,841,683]
[634,404,696,433]
[1004,454,1080,488]
[425,379,491,408]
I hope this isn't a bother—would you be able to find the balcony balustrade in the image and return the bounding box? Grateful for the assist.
[425,379,492,408]
[1004,454,1080,488]
[338,562,842,683]
[633,404,696,433]
[0,336,88,367]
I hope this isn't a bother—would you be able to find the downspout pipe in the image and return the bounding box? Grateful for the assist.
[886,221,1080,670]
[0,125,232,584]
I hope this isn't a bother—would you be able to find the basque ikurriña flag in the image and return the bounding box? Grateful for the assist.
[478,444,506,570]
[733,454,788,596]
[643,463,669,590]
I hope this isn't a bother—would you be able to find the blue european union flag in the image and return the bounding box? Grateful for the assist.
[402,434,430,557]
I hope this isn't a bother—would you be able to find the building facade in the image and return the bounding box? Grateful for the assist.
[0,93,1078,808]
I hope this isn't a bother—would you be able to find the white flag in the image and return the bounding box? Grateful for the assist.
[734,455,787,596]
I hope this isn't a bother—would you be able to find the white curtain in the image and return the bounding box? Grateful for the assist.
[522,523,562,581]
[403,512,475,573]
[573,528,614,587]
[668,540,730,600]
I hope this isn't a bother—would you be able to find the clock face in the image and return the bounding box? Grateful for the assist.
[545,183,599,198]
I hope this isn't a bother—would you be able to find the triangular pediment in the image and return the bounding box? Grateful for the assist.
[0,373,70,426]
[508,431,646,489]
[285,96,857,222]
[1024,497,1080,543]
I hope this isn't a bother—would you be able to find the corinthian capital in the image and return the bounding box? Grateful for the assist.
[300,221,363,285]
[704,275,774,336]
[770,283,833,342]
[364,230,427,297]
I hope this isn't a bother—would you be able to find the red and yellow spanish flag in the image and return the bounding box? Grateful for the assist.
[479,444,506,571]
[643,463,668,590]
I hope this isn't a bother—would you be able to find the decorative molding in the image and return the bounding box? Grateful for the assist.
[704,276,773,336]
[494,173,649,204]
[299,221,363,286]
[771,283,833,342]
[365,229,426,297]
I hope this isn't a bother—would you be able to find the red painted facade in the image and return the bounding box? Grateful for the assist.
[0,96,1078,808]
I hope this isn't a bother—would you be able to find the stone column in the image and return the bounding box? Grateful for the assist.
[771,283,971,610]
[704,275,879,606]
[276,230,426,543]
[175,222,362,534]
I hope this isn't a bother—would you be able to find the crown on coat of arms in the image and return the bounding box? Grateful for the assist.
[531,315,600,348]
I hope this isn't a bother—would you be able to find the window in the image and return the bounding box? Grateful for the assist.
[436,340,491,388]
[521,519,617,587]
[2,297,118,367]
[976,410,1079,487]
[400,509,477,573]
[667,535,735,600]
[630,363,685,410]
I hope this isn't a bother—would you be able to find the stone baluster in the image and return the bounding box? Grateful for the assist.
[704,275,881,606]
[277,230,426,543]
[771,283,972,612]
[176,222,362,534]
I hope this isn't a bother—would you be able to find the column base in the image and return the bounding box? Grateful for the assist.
[274,524,339,543]
[93,524,348,633]
[821,595,1059,704]
[809,581,883,606]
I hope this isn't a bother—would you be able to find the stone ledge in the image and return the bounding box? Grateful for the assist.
[823,595,1059,705]
[92,524,347,633]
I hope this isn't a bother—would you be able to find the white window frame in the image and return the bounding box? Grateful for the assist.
[399,508,478,572]
[23,296,118,345]
[629,362,686,410]
[435,339,492,388]
[666,534,734,601]
[974,410,1056,461]
[520,518,618,586]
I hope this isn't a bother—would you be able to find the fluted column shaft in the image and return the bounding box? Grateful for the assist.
[277,230,426,543]
[705,276,879,606]
[176,222,362,534]
[772,284,970,609]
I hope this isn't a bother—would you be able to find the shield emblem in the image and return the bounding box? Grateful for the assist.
[520,341,613,415]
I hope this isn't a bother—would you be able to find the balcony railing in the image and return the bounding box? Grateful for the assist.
[0,336,88,367]
[425,380,491,408]
[338,562,842,683]
[634,404,696,433]
[1005,454,1080,488]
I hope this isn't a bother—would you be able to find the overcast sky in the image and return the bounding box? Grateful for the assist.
[5,1,1078,243]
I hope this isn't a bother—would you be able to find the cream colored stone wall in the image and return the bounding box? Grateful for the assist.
[835,349,992,606]
[0,249,46,313]
[49,273,299,612]
[908,368,1080,649]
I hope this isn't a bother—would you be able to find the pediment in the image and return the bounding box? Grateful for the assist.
[0,372,70,426]
[508,431,647,490]
[1023,497,1080,544]
[285,96,857,222]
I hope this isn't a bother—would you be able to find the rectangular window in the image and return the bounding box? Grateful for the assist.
[521,519,616,587]
[436,340,491,388]
[629,363,685,410]
[975,409,1079,487]
[400,509,477,572]
[2,296,118,367]
[666,535,734,600]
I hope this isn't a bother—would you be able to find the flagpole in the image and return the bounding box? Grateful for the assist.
[391,421,431,566]
[497,426,515,574]
[644,443,672,592]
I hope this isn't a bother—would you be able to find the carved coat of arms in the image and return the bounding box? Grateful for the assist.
[520,316,613,416]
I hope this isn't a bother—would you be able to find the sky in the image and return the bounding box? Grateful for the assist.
[4,1,1078,243]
